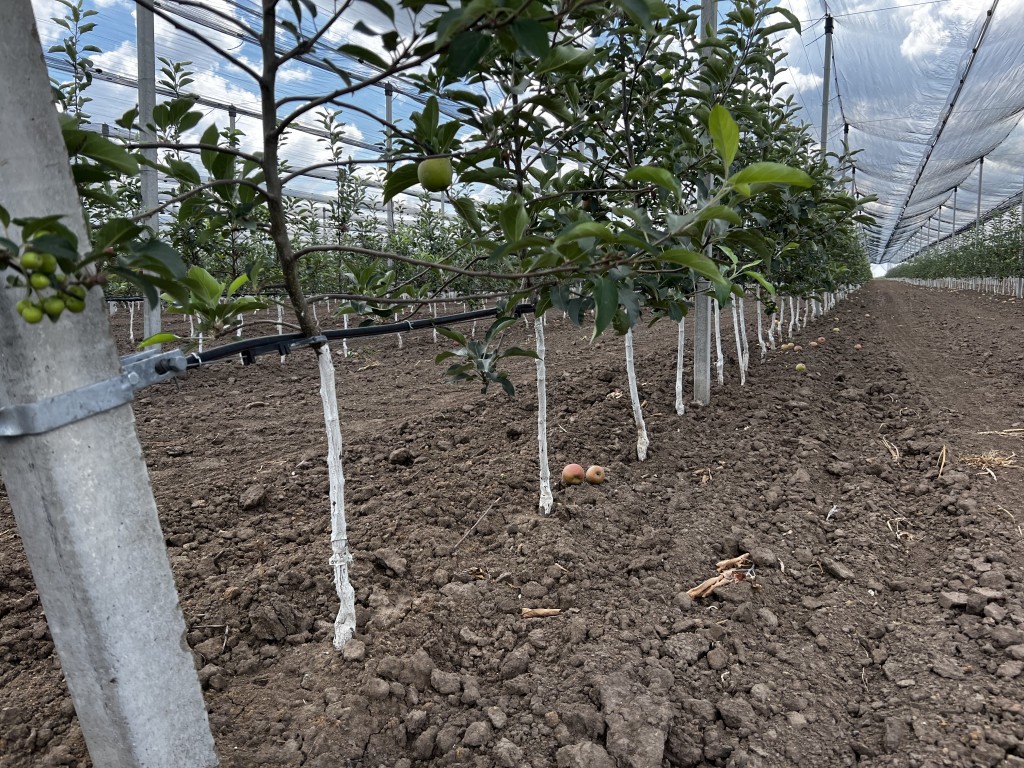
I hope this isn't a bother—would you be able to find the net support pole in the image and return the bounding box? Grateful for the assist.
[820,15,834,156]
[137,2,161,344]
[952,186,958,250]
[693,0,716,407]
[977,156,984,243]
[385,82,395,231]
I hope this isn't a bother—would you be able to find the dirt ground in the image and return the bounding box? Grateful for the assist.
[2,279,1024,768]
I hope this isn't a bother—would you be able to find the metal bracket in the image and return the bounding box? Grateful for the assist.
[0,348,188,438]
[237,334,326,365]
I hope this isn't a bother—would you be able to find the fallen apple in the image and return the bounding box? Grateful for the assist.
[585,465,607,485]
[817,336,827,344]
[795,363,807,373]
[793,345,803,353]
[832,327,840,333]
[854,343,863,350]
[561,463,585,485]
[808,341,818,348]
[417,156,453,192]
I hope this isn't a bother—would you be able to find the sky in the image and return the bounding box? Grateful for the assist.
[30,0,1024,265]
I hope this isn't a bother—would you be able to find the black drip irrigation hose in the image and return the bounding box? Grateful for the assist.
[185,303,536,367]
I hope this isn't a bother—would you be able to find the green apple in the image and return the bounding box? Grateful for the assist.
[18,303,44,324]
[417,157,453,192]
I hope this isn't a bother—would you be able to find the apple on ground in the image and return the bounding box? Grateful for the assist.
[795,363,807,373]
[808,341,818,348]
[561,463,585,485]
[817,336,826,344]
[585,466,607,485]
[854,343,863,350]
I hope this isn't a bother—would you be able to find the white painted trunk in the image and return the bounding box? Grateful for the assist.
[128,301,136,344]
[788,297,796,338]
[342,313,350,358]
[316,344,356,649]
[731,301,746,386]
[737,296,750,376]
[755,292,767,359]
[535,317,553,515]
[674,317,686,416]
[625,329,650,461]
[713,300,724,386]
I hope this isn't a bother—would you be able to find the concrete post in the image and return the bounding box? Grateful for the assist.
[977,156,984,243]
[693,0,716,406]
[0,5,218,766]
[385,82,395,231]
[821,15,834,156]
[137,1,161,342]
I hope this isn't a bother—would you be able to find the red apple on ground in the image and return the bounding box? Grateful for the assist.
[817,336,827,344]
[585,465,607,485]
[854,343,863,350]
[561,463,585,485]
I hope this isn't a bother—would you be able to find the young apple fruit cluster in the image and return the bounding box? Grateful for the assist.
[10,249,87,323]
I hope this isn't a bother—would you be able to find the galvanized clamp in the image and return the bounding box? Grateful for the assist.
[0,348,188,438]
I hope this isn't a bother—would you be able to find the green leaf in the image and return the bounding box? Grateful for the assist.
[769,5,802,34]
[511,19,549,58]
[446,31,492,78]
[554,221,613,247]
[227,273,249,296]
[61,121,139,176]
[708,104,739,172]
[355,0,394,20]
[624,165,681,201]
[0,204,11,229]
[695,205,742,227]
[661,248,728,287]
[592,277,619,339]
[183,266,224,306]
[337,43,390,70]
[382,163,420,203]
[616,0,651,27]
[138,332,180,348]
[126,239,187,279]
[199,123,220,174]
[93,218,144,252]
[730,162,814,189]
[165,157,201,186]
[742,270,775,295]
[436,326,467,345]
[451,196,482,235]
[498,196,529,242]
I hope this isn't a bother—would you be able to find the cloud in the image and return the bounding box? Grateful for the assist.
[899,0,987,60]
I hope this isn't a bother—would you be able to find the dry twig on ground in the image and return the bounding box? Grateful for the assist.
[960,451,1018,480]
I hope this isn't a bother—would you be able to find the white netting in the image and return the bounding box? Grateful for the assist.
[779,0,1024,265]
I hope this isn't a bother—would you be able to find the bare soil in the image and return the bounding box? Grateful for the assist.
[2,279,1024,768]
